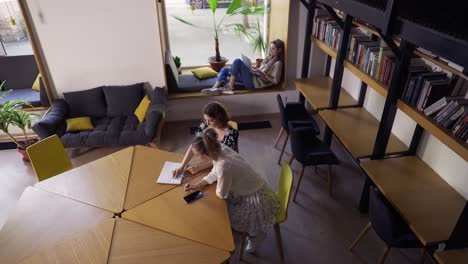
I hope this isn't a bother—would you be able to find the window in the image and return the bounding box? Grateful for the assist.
[0,0,33,56]
[163,0,268,67]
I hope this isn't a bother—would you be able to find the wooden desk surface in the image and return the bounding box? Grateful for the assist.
[294,77,357,110]
[434,248,468,264]
[124,145,186,210]
[0,187,113,264]
[319,108,408,158]
[361,156,466,245]
[122,175,235,252]
[35,147,134,213]
[108,219,230,264]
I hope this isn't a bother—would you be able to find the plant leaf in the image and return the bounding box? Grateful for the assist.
[207,0,217,14]
[172,16,199,28]
[226,0,243,14]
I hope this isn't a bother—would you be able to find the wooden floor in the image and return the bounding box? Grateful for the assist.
[0,114,434,264]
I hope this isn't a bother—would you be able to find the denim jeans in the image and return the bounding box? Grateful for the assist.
[217,59,254,90]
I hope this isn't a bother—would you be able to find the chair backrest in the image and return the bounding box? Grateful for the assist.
[276,94,287,130]
[276,163,294,223]
[369,187,410,245]
[27,135,73,182]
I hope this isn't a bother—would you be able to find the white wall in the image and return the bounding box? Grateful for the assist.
[23,0,165,96]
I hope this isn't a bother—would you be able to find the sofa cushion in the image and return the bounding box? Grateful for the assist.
[66,117,94,132]
[0,89,41,106]
[191,67,218,79]
[134,95,151,123]
[103,83,144,117]
[63,86,106,118]
[178,75,217,92]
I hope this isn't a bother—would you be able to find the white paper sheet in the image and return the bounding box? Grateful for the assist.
[157,161,184,185]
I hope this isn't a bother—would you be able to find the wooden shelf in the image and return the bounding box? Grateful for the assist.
[414,50,468,80]
[168,86,284,100]
[397,100,468,161]
[434,248,468,264]
[311,37,389,97]
[319,108,408,159]
[293,77,357,110]
[361,156,466,246]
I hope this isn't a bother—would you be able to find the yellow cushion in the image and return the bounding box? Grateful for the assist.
[66,117,94,132]
[32,74,41,91]
[191,67,218,79]
[134,95,151,123]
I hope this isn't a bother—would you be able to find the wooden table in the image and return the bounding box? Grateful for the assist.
[0,187,113,264]
[434,248,468,264]
[319,108,408,159]
[361,156,466,246]
[2,146,233,263]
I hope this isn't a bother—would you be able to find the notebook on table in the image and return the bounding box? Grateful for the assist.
[156,161,184,185]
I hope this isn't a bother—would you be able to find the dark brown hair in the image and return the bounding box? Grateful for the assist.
[192,128,222,160]
[202,102,230,127]
[270,39,285,63]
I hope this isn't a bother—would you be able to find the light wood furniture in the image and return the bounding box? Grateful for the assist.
[319,108,408,159]
[124,145,184,210]
[123,174,235,252]
[108,219,230,264]
[434,248,468,264]
[35,147,134,213]
[294,77,357,110]
[168,86,284,100]
[0,187,113,264]
[361,156,467,245]
[18,219,115,264]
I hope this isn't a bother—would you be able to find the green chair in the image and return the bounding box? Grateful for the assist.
[239,163,294,260]
[27,135,73,182]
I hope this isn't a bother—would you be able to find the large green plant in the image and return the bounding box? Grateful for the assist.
[0,91,38,149]
[173,0,266,62]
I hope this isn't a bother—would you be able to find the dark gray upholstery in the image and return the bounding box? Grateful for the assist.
[0,89,41,106]
[63,86,107,117]
[178,75,217,92]
[32,86,165,148]
[103,83,144,117]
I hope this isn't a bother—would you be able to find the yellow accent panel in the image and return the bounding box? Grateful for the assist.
[275,163,293,223]
[191,67,218,79]
[66,117,94,132]
[134,95,151,123]
[26,135,73,182]
[32,74,41,91]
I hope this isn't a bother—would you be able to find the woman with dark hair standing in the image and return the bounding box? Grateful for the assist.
[202,39,285,96]
[184,128,280,253]
[172,102,239,176]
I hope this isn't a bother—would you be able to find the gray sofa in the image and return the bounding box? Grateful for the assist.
[0,55,48,106]
[32,83,165,148]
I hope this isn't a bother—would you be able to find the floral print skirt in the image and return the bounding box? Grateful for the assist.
[227,184,281,236]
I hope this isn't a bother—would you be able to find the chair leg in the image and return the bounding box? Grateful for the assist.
[239,232,247,261]
[288,155,294,165]
[419,248,426,264]
[278,134,289,165]
[293,165,305,202]
[274,223,285,261]
[274,127,284,148]
[328,165,333,197]
[378,246,391,264]
[349,222,372,251]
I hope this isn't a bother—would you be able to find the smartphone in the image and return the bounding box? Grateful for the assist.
[183,191,203,203]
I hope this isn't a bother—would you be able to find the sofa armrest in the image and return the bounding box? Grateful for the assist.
[143,87,166,138]
[32,99,69,138]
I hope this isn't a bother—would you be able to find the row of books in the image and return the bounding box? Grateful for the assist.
[312,16,342,50]
[425,97,468,141]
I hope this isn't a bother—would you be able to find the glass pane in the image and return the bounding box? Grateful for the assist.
[0,0,33,56]
[165,0,267,67]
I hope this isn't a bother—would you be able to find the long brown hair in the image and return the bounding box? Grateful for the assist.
[270,39,285,63]
[202,102,230,127]
[192,128,222,160]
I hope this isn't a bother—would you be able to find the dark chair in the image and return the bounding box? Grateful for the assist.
[349,187,426,264]
[288,121,339,201]
[275,94,318,164]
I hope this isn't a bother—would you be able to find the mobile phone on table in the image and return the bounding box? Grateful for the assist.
[183,191,203,203]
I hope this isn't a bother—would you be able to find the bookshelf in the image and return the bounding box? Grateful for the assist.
[310,33,468,162]
[361,156,466,246]
[293,77,357,110]
[319,108,407,159]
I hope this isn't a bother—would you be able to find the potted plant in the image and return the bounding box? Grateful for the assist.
[0,91,38,161]
[229,17,267,68]
[173,0,266,72]
[173,56,182,74]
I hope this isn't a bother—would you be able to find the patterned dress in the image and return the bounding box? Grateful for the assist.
[195,122,239,151]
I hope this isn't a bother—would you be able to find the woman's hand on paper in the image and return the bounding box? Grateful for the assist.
[172,166,185,179]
